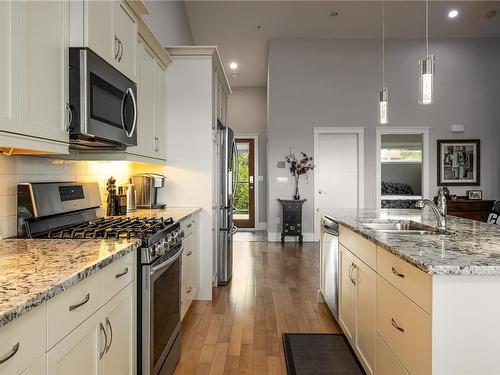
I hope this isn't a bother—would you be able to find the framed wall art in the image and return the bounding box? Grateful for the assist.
[437,139,480,186]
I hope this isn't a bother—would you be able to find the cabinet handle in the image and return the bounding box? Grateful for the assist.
[186,286,192,294]
[118,39,124,62]
[69,293,90,311]
[391,318,405,333]
[0,342,19,365]
[115,267,129,279]
[105,317,113,353]
[154,137,159,152]
[65,102,73,131]
[186,223,192,228]
[114,36,120,60]
[99,322,108,360]
[391,267,405,278]
[186,251,192,256]
[349,262,357,285]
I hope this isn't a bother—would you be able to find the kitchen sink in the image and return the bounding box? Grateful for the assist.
[361,220,448,235]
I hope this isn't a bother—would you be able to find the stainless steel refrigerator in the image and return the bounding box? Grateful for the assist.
[218,126,238,285]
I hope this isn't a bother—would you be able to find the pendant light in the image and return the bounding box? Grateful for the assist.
[378,1,389,124]
[419,0,435,104]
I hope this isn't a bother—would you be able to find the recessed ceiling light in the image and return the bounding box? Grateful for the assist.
[229,62,238,70]
[486,10,497,19]
[448,9,459,18]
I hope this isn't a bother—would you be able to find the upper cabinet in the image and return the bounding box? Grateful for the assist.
[70,0,138,82]
[0,0,70,155]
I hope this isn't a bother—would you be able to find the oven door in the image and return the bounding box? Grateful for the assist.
[70,48,137,148]
[142,246,183,375]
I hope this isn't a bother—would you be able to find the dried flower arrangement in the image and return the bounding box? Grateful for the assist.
[285,151,315,199]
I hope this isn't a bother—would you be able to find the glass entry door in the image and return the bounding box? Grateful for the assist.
[234,139,255,228]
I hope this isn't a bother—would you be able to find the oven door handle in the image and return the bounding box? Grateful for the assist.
[151,246,184,276]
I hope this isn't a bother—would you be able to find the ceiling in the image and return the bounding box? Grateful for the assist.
[185,1,500,86]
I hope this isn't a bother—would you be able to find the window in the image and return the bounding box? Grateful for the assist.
[381,146,422,163]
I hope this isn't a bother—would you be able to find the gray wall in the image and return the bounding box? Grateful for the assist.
[268,38,500,235]
[227,86,268,225]
[143,1,194,46]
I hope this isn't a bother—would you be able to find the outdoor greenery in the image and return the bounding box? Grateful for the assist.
[234,152,249,214]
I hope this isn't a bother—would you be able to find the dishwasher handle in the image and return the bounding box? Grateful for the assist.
[322,216,339,235]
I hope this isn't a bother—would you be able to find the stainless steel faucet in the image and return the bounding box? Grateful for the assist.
[416,188,448,230]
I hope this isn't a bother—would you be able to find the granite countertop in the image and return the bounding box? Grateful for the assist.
[0,239,140,328]
[122,207,202,223]
[320,208,500,276]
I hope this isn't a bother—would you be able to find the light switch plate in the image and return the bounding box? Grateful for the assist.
[276,177,288,184]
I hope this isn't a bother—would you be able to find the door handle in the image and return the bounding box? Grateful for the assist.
[105,317,113,353]
[318,190,326,195]
[99,322,108,360]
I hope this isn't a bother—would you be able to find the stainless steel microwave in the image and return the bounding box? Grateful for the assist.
[68,48,137,150]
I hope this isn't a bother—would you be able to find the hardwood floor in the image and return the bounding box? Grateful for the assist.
[174,241,341,375]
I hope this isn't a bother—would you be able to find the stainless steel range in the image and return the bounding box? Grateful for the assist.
[17,181,184,375]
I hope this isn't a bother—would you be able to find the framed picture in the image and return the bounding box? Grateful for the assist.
[437,139,480,186]
[467,190,483,200]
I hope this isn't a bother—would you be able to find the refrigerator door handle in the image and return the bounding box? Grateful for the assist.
[232,138,239,197]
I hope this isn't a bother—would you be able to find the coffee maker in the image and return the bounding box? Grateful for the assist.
[132,174,166,209]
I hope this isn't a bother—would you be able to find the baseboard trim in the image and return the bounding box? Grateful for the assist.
[267,232,316,242]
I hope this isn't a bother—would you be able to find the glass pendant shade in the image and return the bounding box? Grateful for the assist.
[378,88,389,124]
[419,54,435,104]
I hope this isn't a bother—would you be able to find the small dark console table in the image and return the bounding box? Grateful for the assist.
[278,199,307,244]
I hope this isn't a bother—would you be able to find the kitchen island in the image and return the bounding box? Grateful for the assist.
[319,208,500,375]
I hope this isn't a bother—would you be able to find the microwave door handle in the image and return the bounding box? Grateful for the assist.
[120,88,137,138]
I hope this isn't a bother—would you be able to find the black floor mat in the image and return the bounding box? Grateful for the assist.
[282,333,366,375]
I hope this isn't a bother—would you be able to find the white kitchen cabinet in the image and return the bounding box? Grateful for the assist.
[114,1,137,81]
[131,37,156,158]
[47,276,135,375]
[47,311,102,375]
[0,0,69,154]
[20,355,47,375]
[71,1,137,82]
[355,255,376,374]
[181,215,200,320]
[85,1,114,64]
[339,238,376,374]
[101,284,135,375]
[339,244,356,343]
[154,60,167,160]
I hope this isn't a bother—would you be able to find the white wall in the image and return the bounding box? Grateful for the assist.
[268,38,500,235]
[227,86,267,226]
[143,0,194,46]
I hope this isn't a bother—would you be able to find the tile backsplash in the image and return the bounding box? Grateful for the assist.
[0,154,166,239]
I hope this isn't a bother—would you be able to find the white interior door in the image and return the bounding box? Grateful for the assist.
[315,132,360,237]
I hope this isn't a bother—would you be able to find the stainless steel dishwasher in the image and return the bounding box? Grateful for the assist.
[320,216,339,321]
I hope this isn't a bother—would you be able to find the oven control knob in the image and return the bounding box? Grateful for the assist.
[167,235,175,247]
[150,244,158,257]
[179,230,185,239]
[157,241,166,256]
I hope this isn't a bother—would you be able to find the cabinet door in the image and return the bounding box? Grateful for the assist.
[86,1,114,64]
[114,1,137,82]
[21,355,47,375]
[0,0,20,133]
[339,244,356,343]
[131,37,155,157]
[47,311,102,375]
[355,258,376,374]
[102,284,135,375]
[154,60,167,160]
[20,0,69,143]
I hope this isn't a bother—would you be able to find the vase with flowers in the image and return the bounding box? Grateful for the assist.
[285,151,315,200]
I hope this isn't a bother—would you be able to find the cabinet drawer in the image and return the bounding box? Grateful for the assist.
[377,246,431,313]
[377,276,431,374]
[182,235,196,274]
[0,306,47,375]
[376,334,409,375]
[47,271,103,349]
[339,226,376,270]
[102,251,136,303]
[181,218,196,237]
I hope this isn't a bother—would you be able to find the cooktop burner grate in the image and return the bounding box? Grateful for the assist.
[45,216,174,240]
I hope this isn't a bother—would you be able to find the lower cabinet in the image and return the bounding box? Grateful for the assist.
[339,243,376,374]
[47,283,135,375]
[181,215,199,320]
